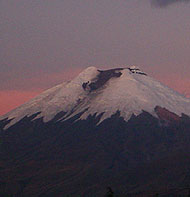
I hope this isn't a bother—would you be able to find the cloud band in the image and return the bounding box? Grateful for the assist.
[151,0,190,7]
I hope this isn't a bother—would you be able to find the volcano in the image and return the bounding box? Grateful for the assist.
[0,67,190,196]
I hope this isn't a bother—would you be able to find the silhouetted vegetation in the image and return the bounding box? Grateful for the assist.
[105,187,114,197]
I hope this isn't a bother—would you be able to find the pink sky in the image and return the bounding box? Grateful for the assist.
[0,90,41,116]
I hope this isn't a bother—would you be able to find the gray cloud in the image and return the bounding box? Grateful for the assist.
[151,0,190,7]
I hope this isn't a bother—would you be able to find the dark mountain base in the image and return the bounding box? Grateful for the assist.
[0,111,190,196]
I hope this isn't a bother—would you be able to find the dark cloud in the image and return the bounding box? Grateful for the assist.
[151,0,190,7]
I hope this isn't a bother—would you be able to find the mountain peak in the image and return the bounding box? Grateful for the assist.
[76,66,99,82]
[1,66,190,129]
[81,66,147,92]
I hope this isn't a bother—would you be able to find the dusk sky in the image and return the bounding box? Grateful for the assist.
[1,0,190,115]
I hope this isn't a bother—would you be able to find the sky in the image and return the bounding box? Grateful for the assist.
[1,0,190,115]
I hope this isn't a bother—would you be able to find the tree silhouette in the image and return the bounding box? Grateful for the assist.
[105,187,114,197]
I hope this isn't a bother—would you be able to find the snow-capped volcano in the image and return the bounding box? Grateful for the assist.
[1,67,190,196]
[1,66,190,129]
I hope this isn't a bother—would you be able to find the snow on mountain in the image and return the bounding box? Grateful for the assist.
[1,66,190,129]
